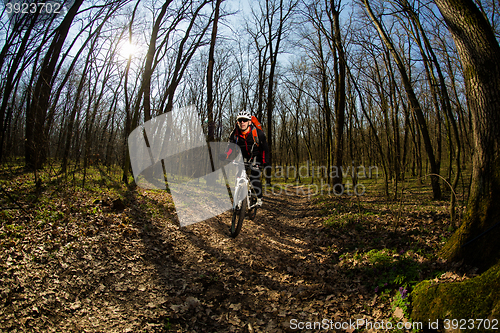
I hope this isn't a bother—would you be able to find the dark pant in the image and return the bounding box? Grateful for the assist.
[249,168,263,198]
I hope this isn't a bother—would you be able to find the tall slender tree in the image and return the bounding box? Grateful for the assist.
[263,0,297,184]
[363,0,442,199]
[25,0,84,170]
[207,0,222,143]
[328,0,346,189]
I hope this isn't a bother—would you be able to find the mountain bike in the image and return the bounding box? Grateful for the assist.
[229,160,260,238]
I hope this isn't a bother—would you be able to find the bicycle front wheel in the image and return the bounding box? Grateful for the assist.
[248,192,258,220]
[230,199,247,238]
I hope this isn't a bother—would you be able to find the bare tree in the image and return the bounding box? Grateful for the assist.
[207,0,222,142]
[160,0,213,114]
[247,3,270,120]
[363,0,442,199]
[266,0,296,184]
[137,0,174,123]
[25,0,85,170]
[400,0,462,216]
[0,13,40,162]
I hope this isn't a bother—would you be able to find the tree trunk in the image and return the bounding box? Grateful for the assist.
[207,0,221,143]
[142,0,172,122]
[330,0,346,190]
[121,1,140,184]
[61,50,92,174]
[433,0,500,271]
[318,35,333,184]
[412,0,500,322]
[256,44,267,122]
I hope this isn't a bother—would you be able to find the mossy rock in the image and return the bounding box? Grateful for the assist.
[411,262,500,331]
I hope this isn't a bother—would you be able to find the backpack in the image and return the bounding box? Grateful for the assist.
[250,116,262,146]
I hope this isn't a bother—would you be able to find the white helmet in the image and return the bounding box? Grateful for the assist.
[236,110,252,121]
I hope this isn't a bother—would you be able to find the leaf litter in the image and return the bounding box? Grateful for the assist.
[0,174,476,332]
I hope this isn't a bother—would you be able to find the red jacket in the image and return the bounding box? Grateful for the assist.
[228,125,269,165]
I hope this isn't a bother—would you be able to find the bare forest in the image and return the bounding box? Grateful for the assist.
[1,0,500,331]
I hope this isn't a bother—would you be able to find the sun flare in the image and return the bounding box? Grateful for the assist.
[120,42,137,58]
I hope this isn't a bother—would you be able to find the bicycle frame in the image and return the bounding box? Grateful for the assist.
[227,159,260,237]
[232,162,258,211]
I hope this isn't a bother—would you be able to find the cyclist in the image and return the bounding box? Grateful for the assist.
[224,110,269,206]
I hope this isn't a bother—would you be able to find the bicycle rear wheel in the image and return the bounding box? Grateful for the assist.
[230,199,246,238]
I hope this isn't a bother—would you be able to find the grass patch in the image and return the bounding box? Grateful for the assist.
[312,168,468,328]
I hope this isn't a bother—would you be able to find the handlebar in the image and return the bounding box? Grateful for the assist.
[219,153,261,170]
[231,160,261,172]
[232,160,260,166]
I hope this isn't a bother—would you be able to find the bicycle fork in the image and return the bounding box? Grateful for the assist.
[233,176,248,210]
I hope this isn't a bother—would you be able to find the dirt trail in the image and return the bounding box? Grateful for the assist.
[156,184,369,333]
[1,185,387,332]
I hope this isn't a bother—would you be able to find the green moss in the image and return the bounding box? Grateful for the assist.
[411,262,500,326]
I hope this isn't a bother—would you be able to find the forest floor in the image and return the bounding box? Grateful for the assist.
[0,165,477,332]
